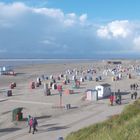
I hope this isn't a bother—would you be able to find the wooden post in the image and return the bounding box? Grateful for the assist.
[59,91,62,107]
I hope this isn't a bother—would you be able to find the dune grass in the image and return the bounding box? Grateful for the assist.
[66,100,140,140]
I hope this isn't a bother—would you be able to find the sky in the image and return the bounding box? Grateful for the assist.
[0,0,140,59]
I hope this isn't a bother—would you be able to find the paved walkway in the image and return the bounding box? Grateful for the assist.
[0,91,135,140]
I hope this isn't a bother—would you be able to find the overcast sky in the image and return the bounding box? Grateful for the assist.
[0,0,140,59]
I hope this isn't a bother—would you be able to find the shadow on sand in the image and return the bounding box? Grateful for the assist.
[115,92,130,96]
[0,127,21,133]
[1,110,11,115]
[15,73,26,76]
[47,126,68,131]
[0,99,8,102]
[41,123,58,127]
[97,92,130,100]
[12,94,24,97]
[36,115,52,120]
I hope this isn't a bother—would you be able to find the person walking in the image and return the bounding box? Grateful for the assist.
[109,95,114,106]
[29,117,33,133]
[134,91,138,100]
[118,94,122,104]
[130,84,133,90]
[135,83,138,90]
[133,84,136,90]
[32,117,38,134]
[131,92,133,99]
[27,115,31,126]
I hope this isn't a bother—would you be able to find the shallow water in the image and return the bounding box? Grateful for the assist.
[0,59,97,67]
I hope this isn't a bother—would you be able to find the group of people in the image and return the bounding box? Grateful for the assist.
[130,83,138,90]
[109,89,122,106]
[27,115,38,134]
[115,94,122,105]
[130,83,138,100]
[131,91,138,100]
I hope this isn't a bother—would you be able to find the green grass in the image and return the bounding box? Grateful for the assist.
[66,100,140,140]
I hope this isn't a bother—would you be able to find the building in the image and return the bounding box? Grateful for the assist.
[0,66,15,76]
[95,83,111,98]
[86,89,98,101]
[107,61,122,65]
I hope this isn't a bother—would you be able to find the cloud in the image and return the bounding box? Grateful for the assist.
[133,36,140,50]
[33,8,64,19]
[96,20,140,54]
[79,14,87,23]
[97,20,132,39]
[0,2,92,58]
[0,2,29,18]
[0,2,140,58]
[97,26,111,39]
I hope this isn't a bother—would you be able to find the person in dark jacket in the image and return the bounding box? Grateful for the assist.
[134,91,138,100]
[32,117,38,134]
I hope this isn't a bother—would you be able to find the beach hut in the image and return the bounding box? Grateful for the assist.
[44,86,51,96]
[118,73,122,80]
[96,76,102,82]
[86,89,98,101]
[50,75,53,80]
[72,75,76,81]
[37,77,41,85]
[10,83,16,89]
[43,83,48,90]
[59,74,63,78]
[10,83,14,89]
[64,74,68,81]
[30,82,35,89]
[127,73,131,79]
[7,90,12,96]
[12,107,23,121]
[87,75,92,81]
[95,83,111,98]
[36,82,40,87]
[62,80,67,85]
[57,76,61,80]
[57,85,62,92]
[43,83,51,95]
[48,81,53,88]
[80,77,84,82]
[72,80,80,89]
[52,83,57,90]
[0,66,15,76]
[64,89,74,95]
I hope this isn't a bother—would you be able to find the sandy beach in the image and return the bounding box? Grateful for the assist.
[0,59,140,140]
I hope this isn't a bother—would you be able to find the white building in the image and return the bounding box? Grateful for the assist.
[0,66,13,75]
[86,89,98,101]
[95,83,111,98]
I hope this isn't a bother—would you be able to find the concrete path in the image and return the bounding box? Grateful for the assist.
[0,94,134,140]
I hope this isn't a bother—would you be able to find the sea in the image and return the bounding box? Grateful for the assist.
[0,59,99,68]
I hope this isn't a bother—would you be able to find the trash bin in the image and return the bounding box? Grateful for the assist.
[12,108,23,121]
[65,104,71,110]
[7,90,12,96]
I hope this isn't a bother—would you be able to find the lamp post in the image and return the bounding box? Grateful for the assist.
[114,76,117,105]
[114,79,116,97]
[59,91,62,107]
